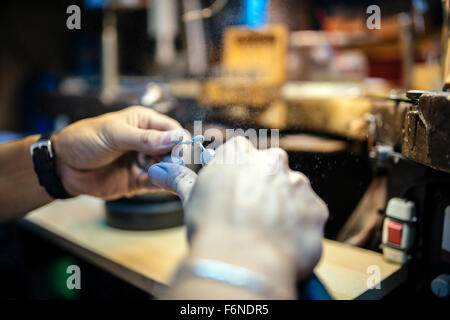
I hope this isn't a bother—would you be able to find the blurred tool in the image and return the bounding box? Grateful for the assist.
[182,0,228,22]
[200,25,288,107]
[182,0,208,76]
[148,0,178,68]
[101,10,119,102]
[412,0,428,34]
[398,13,414,90]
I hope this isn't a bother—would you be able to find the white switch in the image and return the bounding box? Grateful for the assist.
[382,246,408,264]
[386,198,415,221]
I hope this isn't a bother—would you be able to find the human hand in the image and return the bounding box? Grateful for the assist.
[53,106,185,199]
[148,136,329,280]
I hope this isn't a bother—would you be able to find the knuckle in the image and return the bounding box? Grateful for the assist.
[233,136,255,154]
[313,197,329,222]
[320,202,329,220]
[229,136,247,148]
[289,171,310,187]
[216,136,246,156]
[139,130,156,147]
[273,147,288,159]
[171,170,186,189]
[172,119,182,128]
[269,147,289,165]
[290,170,311,186]
[139,130,149,145]
[125,105,147,114]
[230,136,249,146]
[298,171,311,185]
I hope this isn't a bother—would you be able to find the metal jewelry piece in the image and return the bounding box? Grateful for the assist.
[178,135,216,166]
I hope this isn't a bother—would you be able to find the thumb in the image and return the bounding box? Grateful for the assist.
[113,125,186,155]
[147,162,198,206]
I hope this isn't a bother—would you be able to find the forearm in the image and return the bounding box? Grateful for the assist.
[167,226,297,300]
[0,135,53,221]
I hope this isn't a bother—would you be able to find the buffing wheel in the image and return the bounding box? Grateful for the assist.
[105,192,183,230]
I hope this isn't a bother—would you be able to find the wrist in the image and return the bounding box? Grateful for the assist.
[51,132,79,197]
[187,225,298,298]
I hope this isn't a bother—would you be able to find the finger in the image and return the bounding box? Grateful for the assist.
[212,136,256,166]
[225,136,256,154]
[288,170,310,186]
[136,153,185,171]
[131,162,161,192]
[147,162,198,206]
[265,148,289,168]
[124,106,182,131]
[257,147,290,175]
[136,153,167,171]
[113,125,185,155]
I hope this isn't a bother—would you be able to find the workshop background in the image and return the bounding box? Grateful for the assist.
[0,0,449,300]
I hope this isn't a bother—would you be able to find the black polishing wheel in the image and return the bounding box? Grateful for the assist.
[105,192,184,230]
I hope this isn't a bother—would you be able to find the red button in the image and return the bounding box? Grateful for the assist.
[387,220,403,246]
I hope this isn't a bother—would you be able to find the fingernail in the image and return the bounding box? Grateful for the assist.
[161,129,185,147]
[171,144,184,158]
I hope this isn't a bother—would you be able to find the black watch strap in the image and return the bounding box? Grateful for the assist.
[31,133,73,199]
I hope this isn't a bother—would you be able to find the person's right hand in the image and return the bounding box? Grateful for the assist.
[148,136,329,281]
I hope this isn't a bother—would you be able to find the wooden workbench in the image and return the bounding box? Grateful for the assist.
[20,196,406,300]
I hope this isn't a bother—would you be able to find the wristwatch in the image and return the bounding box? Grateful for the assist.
[30,133,73,199]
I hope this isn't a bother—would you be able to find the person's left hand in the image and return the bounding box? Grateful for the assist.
[53,106,185,199]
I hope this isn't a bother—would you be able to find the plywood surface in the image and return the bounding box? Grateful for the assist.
[22,196,405,299]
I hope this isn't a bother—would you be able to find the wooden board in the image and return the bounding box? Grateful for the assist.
[316,239,405,299]
[20,196,405,299]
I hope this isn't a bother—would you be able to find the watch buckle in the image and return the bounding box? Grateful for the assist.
[30,140,53,158]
